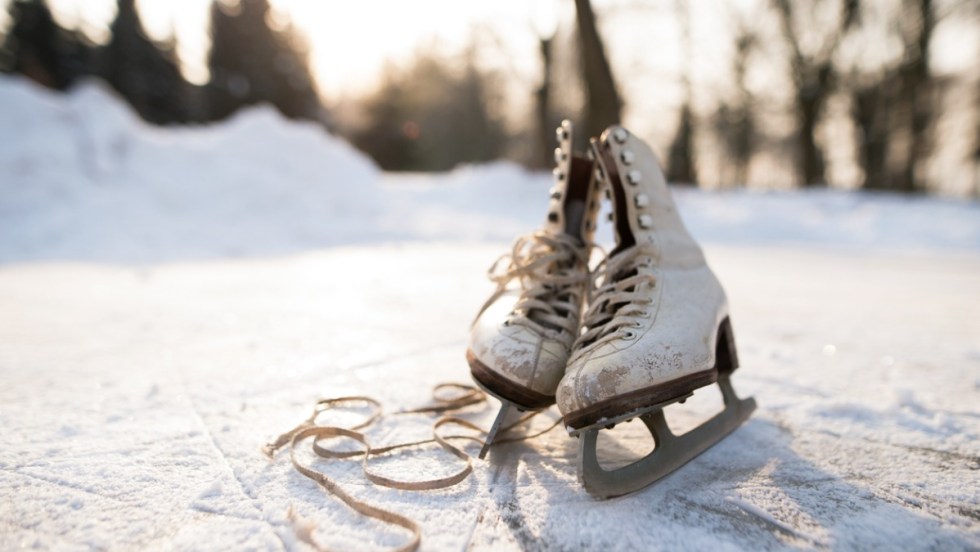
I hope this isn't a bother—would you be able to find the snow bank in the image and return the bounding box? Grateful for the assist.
[1,75,978,263]
[673,187,980,253]
[0,77,381,262]
[387,170,980,252]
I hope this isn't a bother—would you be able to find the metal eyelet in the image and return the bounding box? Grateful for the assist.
[622,330,636,340]
[613,128,628,143]
[638,214,653,228]
[621,150,635,165]
[627,170,642,185]
[554,147,567,164]
[553,168,565,181]
[635,193,649,207]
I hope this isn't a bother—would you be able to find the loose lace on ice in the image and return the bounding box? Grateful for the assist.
[570,244,658,361]
[264,383,561,552]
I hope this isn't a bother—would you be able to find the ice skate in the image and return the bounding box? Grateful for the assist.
[468,120,602,458]
[557,125,756,498]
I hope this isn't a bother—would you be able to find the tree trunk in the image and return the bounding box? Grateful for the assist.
[574,0,622,140]
[535,37,554,170]
[666,103,697,184]
[666,0,697,185]
[797,94,825,186]
[900,0,934,193]
[853,82,891,190]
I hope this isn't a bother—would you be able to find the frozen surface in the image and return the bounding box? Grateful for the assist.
[1,77,979,550]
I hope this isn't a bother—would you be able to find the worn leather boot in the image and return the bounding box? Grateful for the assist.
[468,120,602,415]
[559,124,736,432]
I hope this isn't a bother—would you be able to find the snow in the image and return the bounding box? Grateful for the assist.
[1,75,978,550]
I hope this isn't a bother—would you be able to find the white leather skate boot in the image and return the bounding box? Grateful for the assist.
[558,125,755,498]
[468,120,602,457]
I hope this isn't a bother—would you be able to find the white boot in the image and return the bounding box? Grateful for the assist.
[468,121,602,455]
[558,125,755,497]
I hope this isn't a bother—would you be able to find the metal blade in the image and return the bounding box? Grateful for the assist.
[578,375,757,499]
[479,400,525,459]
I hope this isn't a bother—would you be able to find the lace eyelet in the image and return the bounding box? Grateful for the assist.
[622,330,636,340]
[632,321,643,328]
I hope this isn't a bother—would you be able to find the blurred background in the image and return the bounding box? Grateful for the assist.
[1,0,978,195]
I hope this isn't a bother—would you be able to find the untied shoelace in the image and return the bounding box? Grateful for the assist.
[475,230,593,341]
[264,383,561,552]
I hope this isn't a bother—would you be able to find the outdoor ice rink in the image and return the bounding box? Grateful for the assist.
[2,80,978,550]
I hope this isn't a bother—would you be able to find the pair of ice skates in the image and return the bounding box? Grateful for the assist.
[468,121,756,499]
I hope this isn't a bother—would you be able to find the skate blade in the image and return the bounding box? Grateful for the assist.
[470,376,544,459]
[578,375,756,499]
[566,391,694,437]
[479,400,526,459]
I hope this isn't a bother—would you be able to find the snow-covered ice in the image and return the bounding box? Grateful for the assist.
[1,77,978,550]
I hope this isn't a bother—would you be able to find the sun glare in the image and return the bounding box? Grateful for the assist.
[23,0,551,98]
[273,0,543,101]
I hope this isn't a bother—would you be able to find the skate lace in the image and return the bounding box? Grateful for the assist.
[569,244,658,361]
[264,384,561,552]
[475,230,592,341]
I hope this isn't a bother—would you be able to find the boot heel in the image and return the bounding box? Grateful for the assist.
[715,317,739,374]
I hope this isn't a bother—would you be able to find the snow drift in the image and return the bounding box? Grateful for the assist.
[1,77,381,262]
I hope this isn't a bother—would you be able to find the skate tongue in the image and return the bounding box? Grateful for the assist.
[591,140,636,254]
[550,155,594,243]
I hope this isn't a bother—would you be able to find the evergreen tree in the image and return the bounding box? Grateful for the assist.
[207,0,321,122]
[347,49,507,171]
[1,0,89,90]
[101,0,189,124]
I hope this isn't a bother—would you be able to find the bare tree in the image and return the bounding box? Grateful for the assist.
[712,25,758,186]
[574,0,623,140]
[895,0,936,192]
[853,0,942,192]
[665,0,697,185]
[773,0,858,186]
[534,35,556,169]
